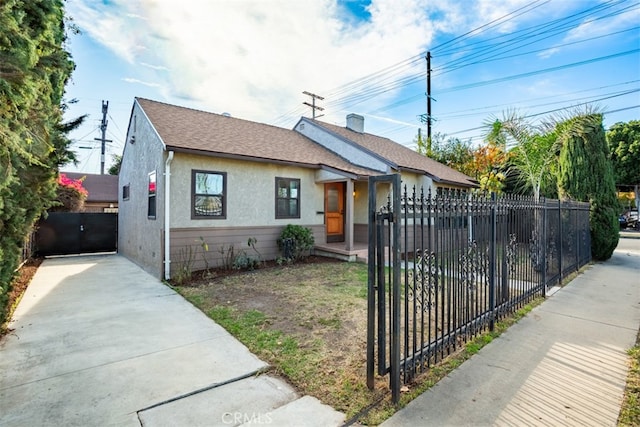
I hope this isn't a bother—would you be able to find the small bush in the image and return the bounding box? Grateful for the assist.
[232,252,260,271]
[278,225,315,262]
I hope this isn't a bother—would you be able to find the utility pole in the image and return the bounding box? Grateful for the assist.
[94,100,112,174]
[419,52,434,154]
[426,51,432,146]
[303,91,325,119]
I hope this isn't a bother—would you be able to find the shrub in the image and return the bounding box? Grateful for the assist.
[556,113,619,260]
[232,252,260,271]
[278,225,315,262]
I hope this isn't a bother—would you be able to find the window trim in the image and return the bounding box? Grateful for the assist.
[275,177,301,219]
[191,169,227,220]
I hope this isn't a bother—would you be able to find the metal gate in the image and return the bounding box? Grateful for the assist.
[366,174,590,403]
[35,212,118,256]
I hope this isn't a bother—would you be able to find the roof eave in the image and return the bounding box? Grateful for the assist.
[166,145,322,169]
[398,166,478,188]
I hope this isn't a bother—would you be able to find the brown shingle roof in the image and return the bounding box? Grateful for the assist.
[136,98,377,177]
[310,119,477,187]
[64,172,118,202]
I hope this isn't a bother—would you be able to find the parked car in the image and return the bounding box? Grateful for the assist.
[619,214,628,229]
[620,209,639,230]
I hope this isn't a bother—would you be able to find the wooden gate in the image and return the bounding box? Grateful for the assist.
[35,212,117,256]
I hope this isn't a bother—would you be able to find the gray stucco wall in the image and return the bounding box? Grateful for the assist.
[168,154,326,228]
[163,154,328,277]
[118,102,166,278]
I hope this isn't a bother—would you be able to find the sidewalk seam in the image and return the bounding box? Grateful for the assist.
[0,336,235,392]
[538,308,639,332]
[135,366,270,422]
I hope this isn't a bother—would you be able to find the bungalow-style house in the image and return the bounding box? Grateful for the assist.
[64,172,119,213]
[118,98,475,279]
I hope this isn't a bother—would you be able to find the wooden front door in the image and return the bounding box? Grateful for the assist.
[325,182,345,243]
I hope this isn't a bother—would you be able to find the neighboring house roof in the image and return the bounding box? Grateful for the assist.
[64,172,119,203]
[308,118,477,188]
[135,98,378,178]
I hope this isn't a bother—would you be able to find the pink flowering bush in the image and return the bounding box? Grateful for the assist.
[52,173,88,212]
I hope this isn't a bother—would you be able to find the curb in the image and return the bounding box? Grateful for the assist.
[620,232,640,239]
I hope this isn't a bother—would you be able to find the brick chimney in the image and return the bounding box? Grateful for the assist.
[346,113,364,133]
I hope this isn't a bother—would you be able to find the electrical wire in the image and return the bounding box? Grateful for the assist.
[270,0,638,128]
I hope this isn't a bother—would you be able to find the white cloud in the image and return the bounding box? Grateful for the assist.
[69,0,632,129]
[66,1,146,63]
[122,77,162,88]
[565,5,640,43]
[67,0,441,124]
[140,62,169,71]
[538,47,560,59]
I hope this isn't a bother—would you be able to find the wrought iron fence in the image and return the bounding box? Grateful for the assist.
[367,174,591,403]
[17,231,36,270]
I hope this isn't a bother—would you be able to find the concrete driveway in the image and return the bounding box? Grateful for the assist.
[0,254,343,426]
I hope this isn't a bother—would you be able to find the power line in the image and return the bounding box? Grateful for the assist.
[270,0,638,132]
[380,88,639,143]
[446,102,640,137]
[437,87,640,120]
[433,0,632,57]
[429,0,550,53]
[434,24,640,76]
[439,49,639,94]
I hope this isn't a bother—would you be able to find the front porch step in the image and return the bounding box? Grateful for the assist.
[313,244,369,263]
[313,247,359,262]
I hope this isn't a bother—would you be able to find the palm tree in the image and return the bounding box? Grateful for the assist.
[484,111,557,201]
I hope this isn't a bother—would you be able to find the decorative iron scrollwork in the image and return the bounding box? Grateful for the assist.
[407,249,439,313]
[460,240,489,295]
[565,229,574,255]
[529,229,555,272]
[505,233,517,274]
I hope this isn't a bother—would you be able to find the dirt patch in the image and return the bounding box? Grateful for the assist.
[175,257,388,417]
[1,257,43,337]
[179,256,368,361]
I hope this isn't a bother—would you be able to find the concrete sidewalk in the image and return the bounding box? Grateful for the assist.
[0,254,344,426]
[382,237,640,427]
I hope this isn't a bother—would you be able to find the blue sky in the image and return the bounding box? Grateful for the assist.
[61,0,640,174]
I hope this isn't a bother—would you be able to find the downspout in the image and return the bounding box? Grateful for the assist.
[164,151,174,280]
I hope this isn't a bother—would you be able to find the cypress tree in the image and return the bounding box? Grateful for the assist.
[556,113,619,260]
[0,0,76,325]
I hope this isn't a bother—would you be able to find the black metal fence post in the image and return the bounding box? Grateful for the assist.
[542,197,547,295]
[366,178,376,390]
[557,199,563,286]
[489,192,497,331]
[390,174,401,404]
